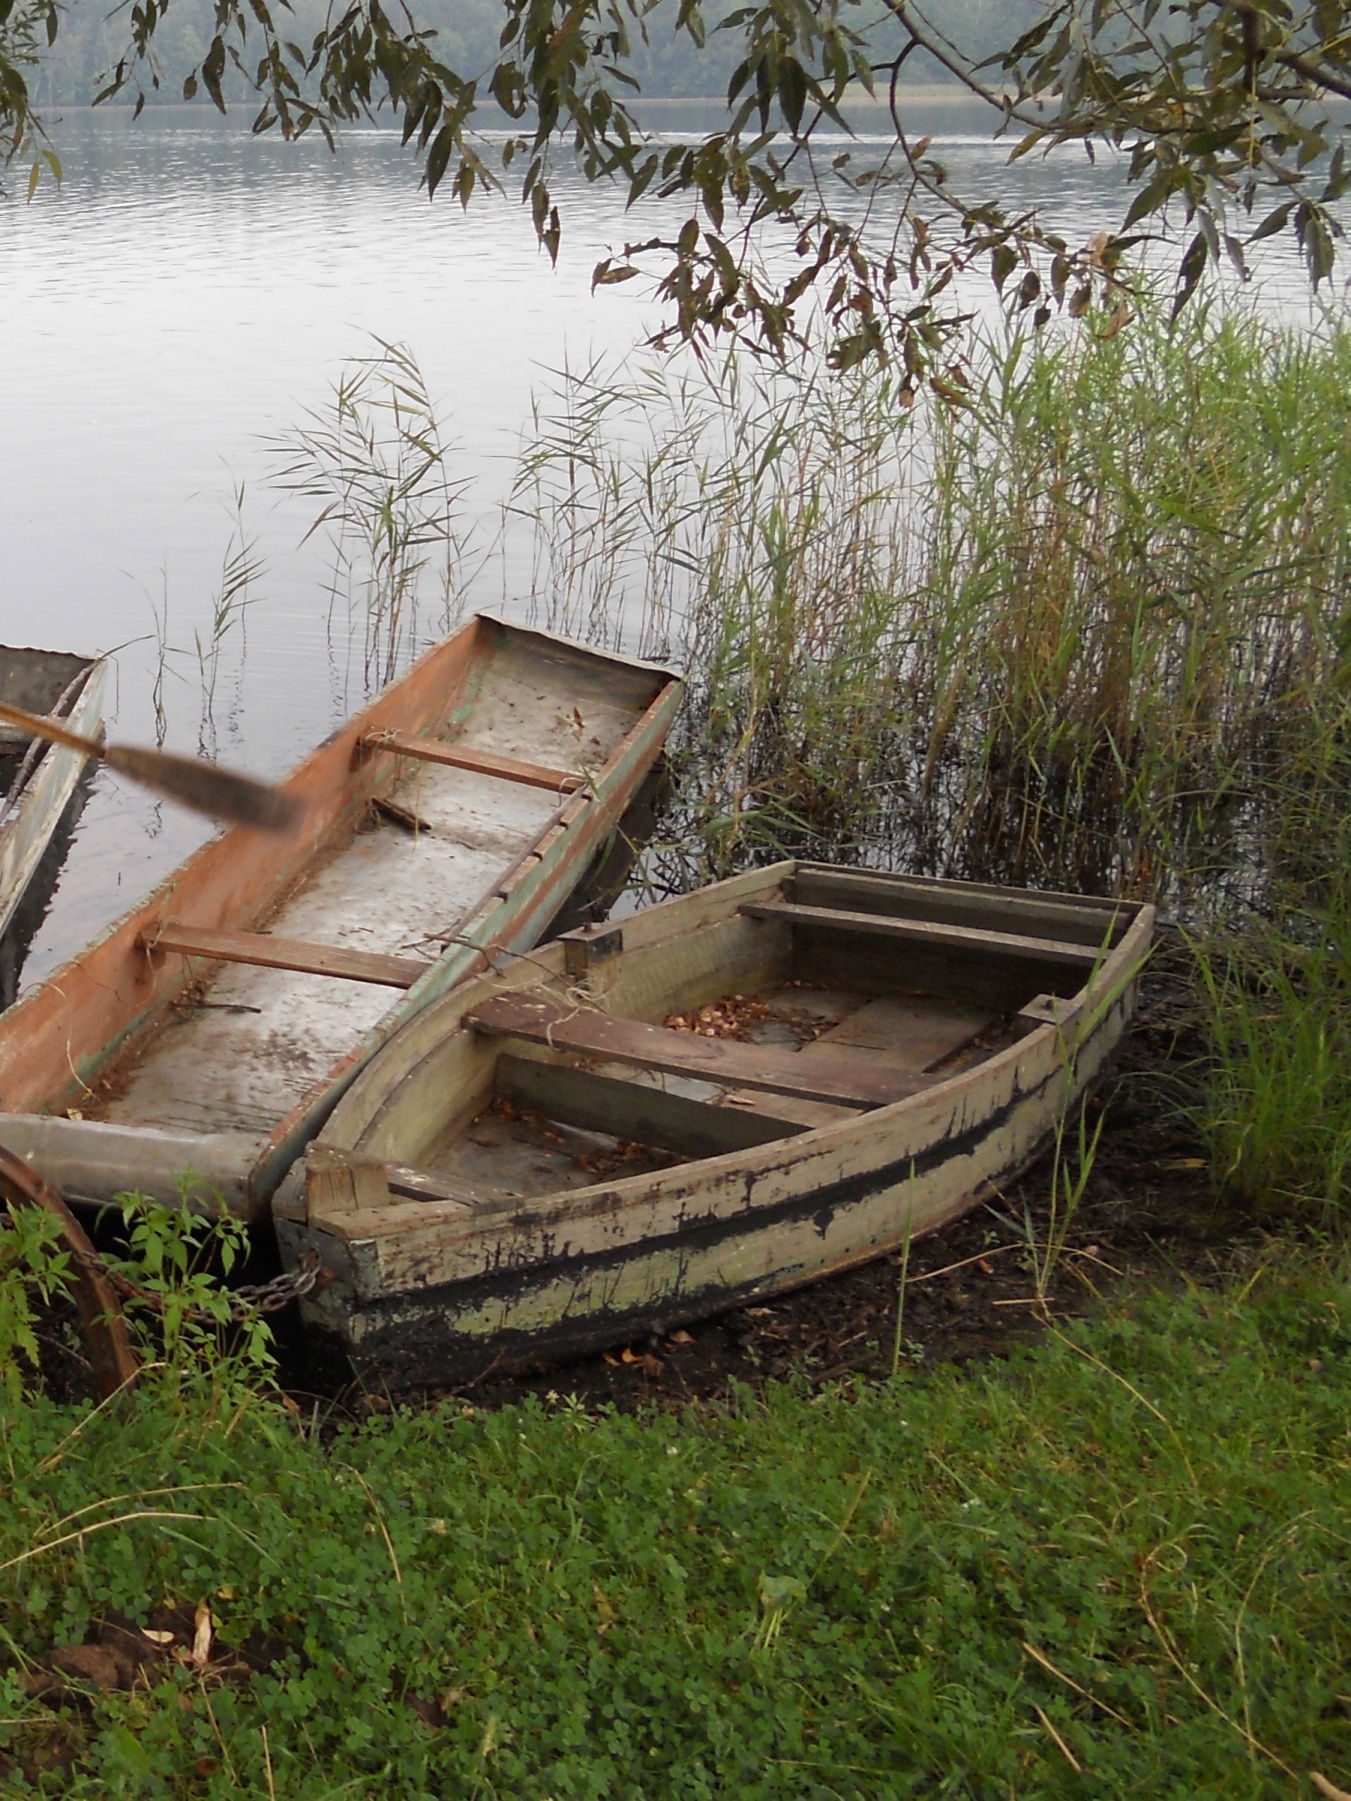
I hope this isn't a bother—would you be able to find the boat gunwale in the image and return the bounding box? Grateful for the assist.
[0,649,106,937]
[249,667,684,1204]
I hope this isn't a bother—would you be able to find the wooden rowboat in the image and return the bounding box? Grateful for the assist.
[276,861,1155,1385]
[0,617,681,1220]
[0,646,105,944]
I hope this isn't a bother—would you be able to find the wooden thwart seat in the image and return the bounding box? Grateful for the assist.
[497,1053,815,1159]
[142,923,428,989]
[359,731,583,793]
[739,900,1106,969]
[465,991,931,1109]
[792,864,1125,945]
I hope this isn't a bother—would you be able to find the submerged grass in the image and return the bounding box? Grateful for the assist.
[1,1269,1348,1795]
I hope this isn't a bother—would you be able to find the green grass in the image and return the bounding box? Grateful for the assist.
[1189,884,1351,1224]
[2,1265,1348,1796]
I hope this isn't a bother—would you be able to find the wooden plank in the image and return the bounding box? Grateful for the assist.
[0,1111,268,1218]
[371,794,435,833]
[496,1052,812,1158]
[1018,993,1080,1027]
[360,730,584,793]
[142,923,428,989]
[307,1144,400,1213]
[740,900,1105,969]
[386,1163,503,1208]
[792,866,1126,946]
[795,861,1126,912]
[307,1148,490,1213]
[465,991,927,1108]
[812,994,997,1072]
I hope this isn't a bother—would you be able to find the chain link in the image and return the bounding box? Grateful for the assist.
[70,1245,327,1322]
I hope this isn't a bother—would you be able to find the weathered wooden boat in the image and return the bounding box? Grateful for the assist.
[0,617,681,1219]
[275,861,1155,1384]
[0,646,105,942]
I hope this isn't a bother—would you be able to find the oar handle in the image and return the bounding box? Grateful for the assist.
[0,698,101,759]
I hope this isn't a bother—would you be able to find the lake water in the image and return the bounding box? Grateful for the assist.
[1,98,1345,979]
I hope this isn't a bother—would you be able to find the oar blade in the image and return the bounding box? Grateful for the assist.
[105,745,304,834]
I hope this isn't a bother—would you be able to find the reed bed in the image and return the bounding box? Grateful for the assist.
[514,294,1351,921]
[269,339,469,687]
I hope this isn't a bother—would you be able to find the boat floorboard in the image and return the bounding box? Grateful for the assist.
[426,1099,677,1199]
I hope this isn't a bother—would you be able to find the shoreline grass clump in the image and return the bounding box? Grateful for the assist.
[269,339,470,688]
[1190,876,1351,1224]
[920,299,1351,903]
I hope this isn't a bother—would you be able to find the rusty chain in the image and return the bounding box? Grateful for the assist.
[69,1244,328,1323]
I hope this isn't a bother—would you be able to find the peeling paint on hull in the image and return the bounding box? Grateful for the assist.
[283,862,1154,1386]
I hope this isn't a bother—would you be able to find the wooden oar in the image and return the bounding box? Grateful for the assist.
[0,700,303,834]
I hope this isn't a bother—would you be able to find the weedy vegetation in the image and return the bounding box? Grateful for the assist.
[517,291,1351,918]
[269,339,471,687]
[193,485,264,758]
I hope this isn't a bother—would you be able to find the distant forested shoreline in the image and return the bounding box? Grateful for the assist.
[19,0,1041,112]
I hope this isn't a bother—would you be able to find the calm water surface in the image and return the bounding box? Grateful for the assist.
[0,101,1343,978]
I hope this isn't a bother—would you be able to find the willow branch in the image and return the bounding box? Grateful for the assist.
[874,0,1047,132]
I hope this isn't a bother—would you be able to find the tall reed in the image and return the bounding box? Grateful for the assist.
[195,481,264,754]
[1189,877,1351,1223]
[919,300,1351,903]
[270,339,470,685]
[513,292,1351,921]
[511,352,924,885]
